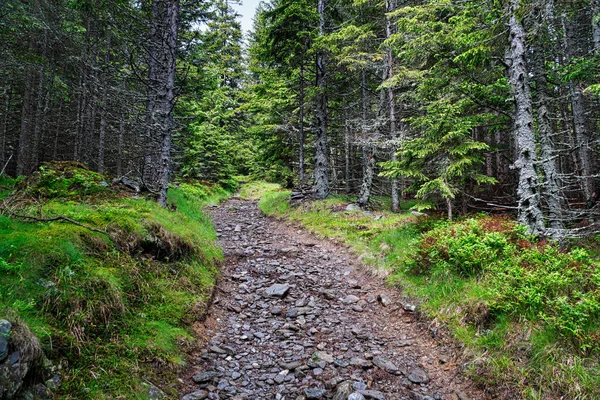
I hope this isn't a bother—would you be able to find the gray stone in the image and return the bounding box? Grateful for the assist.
[341,295,360,304]
[270,306,284,315]
[0,319,11,362]
[182,390,209,400]
[265,284,290,297]
[376,294,391,307]
[345,204,362,212]
[407,368,429,384]
[455,391,469,400]
[358,390,386,400]
[304,387,327,399]
[409,392,433,400]
[192,371,220,383]
[314,351,334,363]
[279,361,301,370]
[349,394,366,400]
[350,357,372,368]
[352,382,367,391]
[372,356,400,375]
[209,345,227,354]
[403,303,417,312]
[148,384,165,399]
[332,381,353,400]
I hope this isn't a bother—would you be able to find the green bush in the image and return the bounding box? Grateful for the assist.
[403,216,600,353]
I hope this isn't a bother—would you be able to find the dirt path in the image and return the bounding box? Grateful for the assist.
[182,199,488,400]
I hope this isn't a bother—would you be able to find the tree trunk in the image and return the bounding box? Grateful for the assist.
[17,68,35,176]
[31,67,47,170]
[299,60,305,182]
[117,111,125,177]
[144,0,159,189]
[357,146,375,208]
[98,43,110,174]
[53,100,62,160]
[386,0,399,212]
[1,88,11,168]
[507,0,545,235]
[344,117,351,193]
[562,14,593,203]
[157,0,179,206]
[313,0,329,199]
[593,0,600,52]
[532,44,564,235]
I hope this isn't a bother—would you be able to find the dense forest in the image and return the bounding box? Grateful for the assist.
[2,0,600,238]
[2,0,600,398]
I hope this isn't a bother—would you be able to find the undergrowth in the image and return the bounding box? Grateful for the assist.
[255,182,600,399]
[0,164,229,399]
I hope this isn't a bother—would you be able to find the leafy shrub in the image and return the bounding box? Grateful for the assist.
[403,215,600,353]
[405,216,520,276]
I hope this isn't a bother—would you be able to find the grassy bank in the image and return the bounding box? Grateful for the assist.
[252,182,600,399]
[0,163,230,399]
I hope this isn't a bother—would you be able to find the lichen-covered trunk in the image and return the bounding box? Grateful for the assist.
[593,0,600,53]
[532,45,564,235]
[117,111,125,177]
[144,0,159,189]
[157,0,179,207]
[313,0,329,199]
[357,146,375,208]
[562,14,594,203]
[344,115,351,193]
[299,61,305,182]
[16,68,34,176]
[1,88,12,168]
[385,0,399,212]
[507,0,545,235]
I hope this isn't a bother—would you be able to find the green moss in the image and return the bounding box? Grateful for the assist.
[0,169,229,399]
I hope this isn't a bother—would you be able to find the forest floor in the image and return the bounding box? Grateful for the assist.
[181,198,488,400]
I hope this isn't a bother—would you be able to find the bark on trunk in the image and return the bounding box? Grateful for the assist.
[532,45,564,234]
[386,0,399,212]
[299,61,305,182]
[53,101,62,160]
[593,0,600,53]
[357,146,375,208]
[344,116,351,193]
[507,0,545,235]
[562,14,593,203]
[157,0,179,206]
[98,43,110,174]
[1,88,11,168]
[144,0,159,189]
[117,112,125,177]
[313,0,329,199]
[31,68,47,169]
[17,69,34,176]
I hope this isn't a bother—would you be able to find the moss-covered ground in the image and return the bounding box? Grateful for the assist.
[251,182,600,399]
[0,163,231,399]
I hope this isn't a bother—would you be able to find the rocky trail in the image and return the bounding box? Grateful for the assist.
[181,199,487,400]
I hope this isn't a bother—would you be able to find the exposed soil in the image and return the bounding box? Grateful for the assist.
[182,199,489,400]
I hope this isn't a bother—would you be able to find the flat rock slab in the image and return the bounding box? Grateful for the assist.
[265,283,290,297]
[180,199,489,399]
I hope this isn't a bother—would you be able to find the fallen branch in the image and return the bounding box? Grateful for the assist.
[1,208,108,236]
